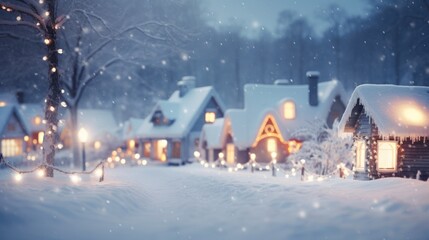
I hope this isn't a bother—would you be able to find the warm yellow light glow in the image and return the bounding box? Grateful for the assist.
[287,140,302,154]
[0,101,6,107]
[377,141,397,172]
[94,168,103,178]
[142,159,148,165]
[218,152,224,159]
[270,151,277,159]
[120,159,126,165]
[250,153,256,161]
[226,144,235,164]
[14,173,23,182]
[34,116,42,125]
[157,139,168,161]
[94,141,101,150]
[355,140,366,171]
[283,101,296,119]
[194,151,200,158]
[24,135,29,142]
[205,112,216,123]
[78,128,88,143]
[128,139,136,149]
[134,153,140,159]
[70,174,81,183]
[38,131,44,144]
[44,38,51,45]
[36,169,45,178]
[267,138,277,153]
[400,106,427,126]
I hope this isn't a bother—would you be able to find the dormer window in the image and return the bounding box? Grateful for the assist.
[205,111,216,123]
[283,101,296,119]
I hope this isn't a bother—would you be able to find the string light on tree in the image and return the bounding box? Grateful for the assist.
[44,38,51,45]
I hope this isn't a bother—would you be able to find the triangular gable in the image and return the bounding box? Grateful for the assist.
[252,114,285,147]
[0,107,28,137]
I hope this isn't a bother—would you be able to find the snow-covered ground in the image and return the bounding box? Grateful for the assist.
[1,163,428,240]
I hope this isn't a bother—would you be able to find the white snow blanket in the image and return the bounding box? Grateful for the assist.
[1,164,428,240]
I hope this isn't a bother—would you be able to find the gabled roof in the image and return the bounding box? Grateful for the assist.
[121,118,145,141]
[225,80,347,150]
[200,118,225,149]
[0,106,28,136]
[18,104,45,133]
[338,84,429,139]
[137,86,225,139]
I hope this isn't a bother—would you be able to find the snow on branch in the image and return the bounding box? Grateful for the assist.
[0,2,46,30]
[63,9,113,37]
[0,19,44,34]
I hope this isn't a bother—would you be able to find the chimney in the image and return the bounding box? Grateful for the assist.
[306,71,319,106]
[178,76,196,97]
[274,79,293,85]
[16,90,24,104]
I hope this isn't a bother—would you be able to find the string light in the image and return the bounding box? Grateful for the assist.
[44,11,49,17]
[44,38,51,45]
[36,169,45,178]
[16,16,21,21]
[57,49,63,54]
[51,67,57,73]
[14,173,23,182]
[42,56,48,61]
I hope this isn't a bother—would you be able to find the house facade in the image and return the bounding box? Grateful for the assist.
[200,72,347,165]
[0,106,28,160]
[338,84,429,180]
[137,76,225,165]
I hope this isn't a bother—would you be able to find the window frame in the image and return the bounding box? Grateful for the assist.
[377,140,398,172]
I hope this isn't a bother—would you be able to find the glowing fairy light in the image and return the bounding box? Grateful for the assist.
[60,101,67,107]
[44,11,49,17]
[44,38,51,45]
[69,174,81,183]
[142,159,148,166]
[57,49,63,54]
[42,56,48,61]
[36,169,45,178]
[49,106,55,112]
[51,67,57,73]
[16,16,21,21]
[94,168,103,178]
[14,173,23,182]
[120,159,126,165]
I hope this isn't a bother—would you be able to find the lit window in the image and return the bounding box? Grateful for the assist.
[377,141,397,172]
[1,139,23,157]
[205,111,216,123]
[283,101,295,119]
[287,140,302,154]
[226,143,235,164]
[355,140,366,171]
[34,116,42,125]
[128,139,136,149]
[267,138,277,153]
[156,139,167,161]
[38,131,44,144]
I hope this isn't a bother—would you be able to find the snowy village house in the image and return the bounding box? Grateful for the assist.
[0,105,28,160]
[338,85,429,180]
[136,76,225,165]
[200,72,347,165]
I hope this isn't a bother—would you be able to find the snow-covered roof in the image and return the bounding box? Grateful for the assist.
[0,106,27,136]
[18,104,45,133]
[226,80,347,150]
[200,118,225,149]
[137,86,225,139]
[121,118,145,141]
[62,109,118,142]
[338,84,429,139]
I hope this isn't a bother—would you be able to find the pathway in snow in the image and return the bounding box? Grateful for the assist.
[1,164,428,240]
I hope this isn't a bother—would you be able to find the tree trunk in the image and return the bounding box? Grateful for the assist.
[43,0,60,177]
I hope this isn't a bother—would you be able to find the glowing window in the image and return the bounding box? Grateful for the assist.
[38,131,44,144]
[128,139,136,149]
[156,139,168,161]
[355,140,366,171]
[377,141,397,172]
[226,144,235,164]
[267,138,277,153]
[283,101,296,119]
[205,111,216,123]
[1,139,23,157]
[0,101,6,107]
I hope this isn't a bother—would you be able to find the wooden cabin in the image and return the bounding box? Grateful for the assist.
[137,76,225,165]
[201,72,347,165]
[338,84,429,180]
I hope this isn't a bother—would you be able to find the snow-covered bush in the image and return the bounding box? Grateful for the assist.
[287,121,353,175]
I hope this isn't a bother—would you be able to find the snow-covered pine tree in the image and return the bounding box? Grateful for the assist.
[288,121,353,175]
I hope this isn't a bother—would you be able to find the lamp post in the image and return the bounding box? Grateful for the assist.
[78,128,88,171]
[271,152,277,177]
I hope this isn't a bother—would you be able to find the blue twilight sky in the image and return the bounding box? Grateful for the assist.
[203,0,370,36]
